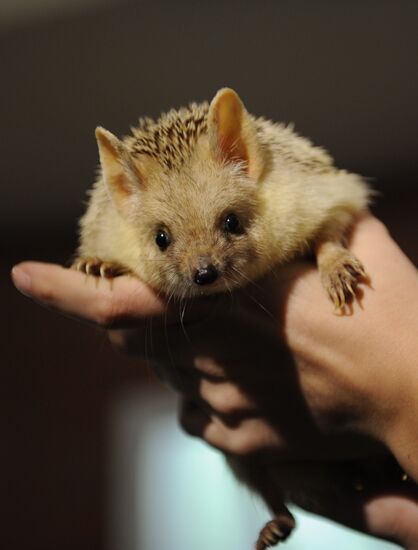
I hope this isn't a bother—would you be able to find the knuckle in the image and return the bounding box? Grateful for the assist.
[193,356,225,378]
[226,432,256,456]
[207,384,244,415]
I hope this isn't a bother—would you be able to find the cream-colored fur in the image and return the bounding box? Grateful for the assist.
[76,88,369,303]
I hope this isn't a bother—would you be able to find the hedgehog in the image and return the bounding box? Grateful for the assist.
[73,88,371,547]
[74,88,368,310]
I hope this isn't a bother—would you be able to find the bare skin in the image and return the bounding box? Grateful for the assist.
[11,215,418,547]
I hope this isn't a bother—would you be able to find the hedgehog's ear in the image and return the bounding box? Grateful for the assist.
[96,127,144,218]
[207,88,264,180]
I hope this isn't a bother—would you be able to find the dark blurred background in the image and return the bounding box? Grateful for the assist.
[1,1,417,549]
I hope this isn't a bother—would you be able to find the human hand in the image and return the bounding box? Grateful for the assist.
[11,216,418,464]
[10,238,385,462]
[11,214,418,546]
[103,215,418,469]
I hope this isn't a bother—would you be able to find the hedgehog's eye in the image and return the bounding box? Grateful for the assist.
[155,229,170,251]
[224,213,242,235]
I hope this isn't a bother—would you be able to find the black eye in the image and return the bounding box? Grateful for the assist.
[155,229,170,251]
[224,213,242,234]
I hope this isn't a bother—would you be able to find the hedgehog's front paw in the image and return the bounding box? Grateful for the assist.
[255,513,295,550]
[319,248,367,311]
[72,257,130,278]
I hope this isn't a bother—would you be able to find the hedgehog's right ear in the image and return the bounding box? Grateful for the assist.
[208,88,264,180]
[96,127,144,218]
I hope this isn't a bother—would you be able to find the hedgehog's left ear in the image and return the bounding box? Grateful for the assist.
[207,88,264,180]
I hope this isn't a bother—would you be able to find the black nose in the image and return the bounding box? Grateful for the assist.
[193,264,218,285]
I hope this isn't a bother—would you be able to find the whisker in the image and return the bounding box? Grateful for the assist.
[179,294,191,343]
[162,285,178,373]
[230,264,263,291]
[229,267,275,320]
[223,278,235,312]
[244,288,275,319]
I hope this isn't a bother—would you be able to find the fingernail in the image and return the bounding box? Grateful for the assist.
[11,265,32,296]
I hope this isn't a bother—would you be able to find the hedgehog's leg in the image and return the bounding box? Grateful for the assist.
[315,220,368,311]
[226,457,296,549]
[256,506,296,550]
[72,257,130,278]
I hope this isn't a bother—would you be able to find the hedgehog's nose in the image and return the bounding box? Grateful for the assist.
[193,264,218,285]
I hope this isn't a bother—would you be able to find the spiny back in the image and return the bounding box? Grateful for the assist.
[123,98,334,175]
[125,102,209,171]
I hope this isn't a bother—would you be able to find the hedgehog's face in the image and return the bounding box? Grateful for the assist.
[96,87,268,297]
[137,161,264,298]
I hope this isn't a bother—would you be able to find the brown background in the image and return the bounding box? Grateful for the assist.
[1,1,417,549]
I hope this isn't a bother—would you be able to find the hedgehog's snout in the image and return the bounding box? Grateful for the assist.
[191,256,219,286]
[193,264,218,285]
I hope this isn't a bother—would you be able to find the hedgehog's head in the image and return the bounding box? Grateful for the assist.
[96,88,268,298]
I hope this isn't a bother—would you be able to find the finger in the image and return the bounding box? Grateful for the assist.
[178,399,245,451]
[199,379,256,415]
[193,356,227,379]
[179,399,284,455]
[205,417,284,455]
[363,492,418,545]
[11,261,166,328]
